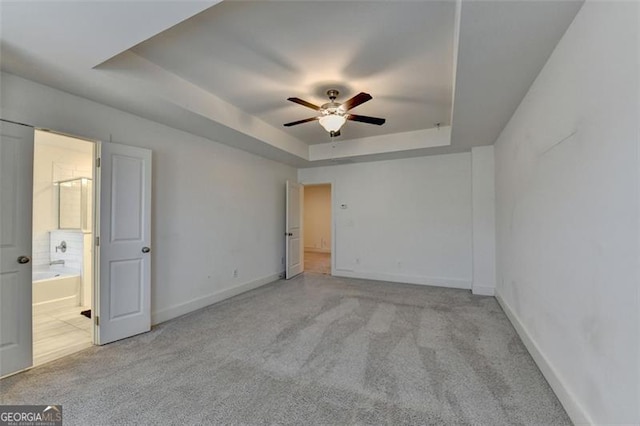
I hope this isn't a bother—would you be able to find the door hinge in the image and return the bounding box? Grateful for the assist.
[95,316,100,326]
[95,236,100,246]
[96,157,101,168]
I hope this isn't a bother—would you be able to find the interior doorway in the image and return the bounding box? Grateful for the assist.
[303,184,332,274]
[32,129,96,366]
[1,120,152,377]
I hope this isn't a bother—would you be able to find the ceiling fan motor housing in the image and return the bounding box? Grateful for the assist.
[321,90,344,115]
[326,89,339,101]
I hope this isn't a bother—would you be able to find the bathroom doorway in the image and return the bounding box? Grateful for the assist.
[303,184,332,274]
[32,129,96,366]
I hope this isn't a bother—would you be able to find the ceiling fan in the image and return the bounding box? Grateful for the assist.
[284,89,386,137]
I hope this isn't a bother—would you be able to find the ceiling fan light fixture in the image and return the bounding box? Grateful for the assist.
[319,114,346,132]
[284,90,384,131]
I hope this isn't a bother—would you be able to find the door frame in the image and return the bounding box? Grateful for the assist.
[299,180,335,276]
[93,140,101,345]
[285,181,304,279]
[34,128,101,346]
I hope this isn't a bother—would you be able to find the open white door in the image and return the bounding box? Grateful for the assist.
[285,181,304,279]
[98,142,152,344]
[0,121,34,377]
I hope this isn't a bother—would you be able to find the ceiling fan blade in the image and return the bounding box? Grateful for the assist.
[283,116,318,127]
[287,97,321,111]
[347,114,386,126]
[342,92,372,111]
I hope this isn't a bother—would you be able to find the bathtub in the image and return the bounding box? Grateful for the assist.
[32,267,81,309]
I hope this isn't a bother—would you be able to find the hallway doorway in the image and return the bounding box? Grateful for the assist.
[303,184,331,274]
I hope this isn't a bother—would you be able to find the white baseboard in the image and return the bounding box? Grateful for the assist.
[495,292,592,425]
[472,284,495,296]
[333,270,471,290]
[304,247,331,254]
[151,272,282,325]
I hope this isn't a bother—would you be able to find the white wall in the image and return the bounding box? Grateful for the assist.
[494,2,639,424]
[299,153,472,288]
[303,184,331,253]
[2,72,297,324]
[82,233,92,307]
[471,146,496,296]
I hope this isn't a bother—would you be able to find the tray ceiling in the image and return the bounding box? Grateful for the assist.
[131,1,456,145]
[0,0,583,166]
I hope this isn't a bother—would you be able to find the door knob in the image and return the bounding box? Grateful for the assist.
[285,233,293,237]
[142,247,151,253]
[17,256,31,264]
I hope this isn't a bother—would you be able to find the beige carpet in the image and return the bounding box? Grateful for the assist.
[1,274,570,425]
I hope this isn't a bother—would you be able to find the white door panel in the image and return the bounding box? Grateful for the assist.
[0,121,34,377]
[98,143,151,344]
[285,181,303,279]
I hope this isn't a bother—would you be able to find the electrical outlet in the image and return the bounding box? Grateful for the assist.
[281,257,285,265]
[233,269,238,278]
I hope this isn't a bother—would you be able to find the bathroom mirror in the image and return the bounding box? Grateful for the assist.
[56,177,93,231]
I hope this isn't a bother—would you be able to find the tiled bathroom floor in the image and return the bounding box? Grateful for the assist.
[33,305,93,366]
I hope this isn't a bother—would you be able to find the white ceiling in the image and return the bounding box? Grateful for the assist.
[0,1,218,69]
[0,0,584,167]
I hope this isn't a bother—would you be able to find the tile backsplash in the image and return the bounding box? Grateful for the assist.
[32,233,50,267]
[49,230,84,272]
